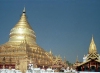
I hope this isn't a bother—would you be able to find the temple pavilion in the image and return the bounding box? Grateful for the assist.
[73,36,100,72]
[0,8,67,72]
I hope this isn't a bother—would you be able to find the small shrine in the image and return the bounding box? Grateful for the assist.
[73,36,100,72]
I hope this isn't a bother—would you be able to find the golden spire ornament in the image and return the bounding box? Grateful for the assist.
[89,36,97,54]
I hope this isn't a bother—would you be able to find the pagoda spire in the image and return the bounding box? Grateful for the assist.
[8,7,36,44]
[89,36,97,54]
[23,7,26,13]
[76,55,79,63]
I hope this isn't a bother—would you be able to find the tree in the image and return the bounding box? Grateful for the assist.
[66,61,72,66]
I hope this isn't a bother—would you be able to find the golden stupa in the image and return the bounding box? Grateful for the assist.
[0,7,54,72]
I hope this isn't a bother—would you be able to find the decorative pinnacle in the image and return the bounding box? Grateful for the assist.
[76,55,79,62]
[89,35,97,54]
[49,49,52,54]
[92,35,94,42]
[23,7,26,13]
[64,56,66,61]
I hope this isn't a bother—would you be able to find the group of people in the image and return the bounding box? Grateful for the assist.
[26,63,76,73]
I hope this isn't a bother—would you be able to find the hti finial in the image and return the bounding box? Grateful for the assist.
[92,35,94,41]
[92,34,93,37]
[23,7,26,13]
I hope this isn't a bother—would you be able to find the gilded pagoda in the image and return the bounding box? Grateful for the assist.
[0,8,56,72]
[73,36,100,72]
[0,7,68,73]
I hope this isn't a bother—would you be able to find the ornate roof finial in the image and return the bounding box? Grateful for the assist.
[64,56,66,62]
[49,49,52,54]
[89,35,97,54]
[23,7,26,13]
[76,55,79,63]
[92,35,94,41]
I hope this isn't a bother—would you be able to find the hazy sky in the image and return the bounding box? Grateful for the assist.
[0,0,100,63]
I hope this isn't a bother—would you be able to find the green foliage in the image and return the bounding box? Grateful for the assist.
[66,61,72,66]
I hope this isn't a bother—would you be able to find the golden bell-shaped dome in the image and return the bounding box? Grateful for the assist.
[89,36,97,54]
[9,7,36,44]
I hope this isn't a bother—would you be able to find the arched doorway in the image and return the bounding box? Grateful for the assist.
[77,66,81,71]
[84,66,88,71]
[90,66,95,72]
